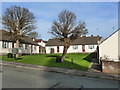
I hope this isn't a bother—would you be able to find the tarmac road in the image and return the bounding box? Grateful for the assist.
[2,65,119,88]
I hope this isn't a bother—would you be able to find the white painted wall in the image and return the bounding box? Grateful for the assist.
[0,41,13,55]
[46,45,97,54]
[0,41,2,55]
[67,45,82,53]
[36,46,39,53]
[46,46,57,53]
[85,45,97,53]
[0,41,39,55]
[0,41,2,48]
[118,30,120,58]
[99,30,119,60]
[38,41,46,47]
[32,45,39,54]
[20,44,31,54]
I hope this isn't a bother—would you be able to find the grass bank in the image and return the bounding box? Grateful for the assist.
[2,53,95,71]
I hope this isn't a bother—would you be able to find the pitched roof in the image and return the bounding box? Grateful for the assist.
[35,39,42,42]
[0,30,15,42]
[35,39,48,43]
[46,36,103,46]
[20,36,39,45]
[99,29,120,44]
[0,30,39,45]
[43,41,48,43]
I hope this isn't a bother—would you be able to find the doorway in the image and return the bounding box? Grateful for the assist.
[50,48,54,54]
[82,45,85,52]
[57,46,59,53]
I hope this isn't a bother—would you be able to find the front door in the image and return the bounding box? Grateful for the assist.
[57,46,59,53]
[82,45,85,52]
[12,43,14,48]
[50,48,54,54]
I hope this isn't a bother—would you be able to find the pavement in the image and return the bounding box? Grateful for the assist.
[2,65,119,88]
[88,58,102,72]
[0,60,120,81]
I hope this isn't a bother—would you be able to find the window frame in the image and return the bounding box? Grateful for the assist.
[19,43,23,49]
[72,45,78,50]
[25,44,29,49]
[2,41,9,48]
[34,45,36,50]
[88,45,94,49]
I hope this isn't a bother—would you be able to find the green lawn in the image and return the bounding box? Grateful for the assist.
[2,53,94,71]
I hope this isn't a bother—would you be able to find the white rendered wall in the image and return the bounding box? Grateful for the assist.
[99,31,118,60]
[46,46,57,53]
[36,46,39,53]
[67,45,82,53]
[0,41,39,55]
[0,41,2,55]
[46,45,97,54]
[38,41,46,47]
[0,41,13,55]
[0,41,2,48]
[85,45,97,53]
[118,30,120,58]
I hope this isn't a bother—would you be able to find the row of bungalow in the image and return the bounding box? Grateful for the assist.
[0,30,103,55]
[0,29,119,74]
[0,30,39,55]
[45,36,103,54]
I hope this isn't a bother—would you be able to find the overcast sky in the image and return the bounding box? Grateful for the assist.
[2,2,118,40]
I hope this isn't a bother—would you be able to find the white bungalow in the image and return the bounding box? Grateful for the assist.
[99,29,120,61]
[46,36,103,54]
[99,29,120,74]
[35,39,47,54]
[0,30,40,55]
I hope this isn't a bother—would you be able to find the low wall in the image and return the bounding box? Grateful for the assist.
[102,60,120,75]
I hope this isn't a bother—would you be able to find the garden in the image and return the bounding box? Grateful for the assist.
[2,53,96,71]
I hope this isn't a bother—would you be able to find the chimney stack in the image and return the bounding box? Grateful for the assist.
[32,38,35,41]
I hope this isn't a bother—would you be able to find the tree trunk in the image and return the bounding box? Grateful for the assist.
[61,46,69,62]
[16,39,19,58]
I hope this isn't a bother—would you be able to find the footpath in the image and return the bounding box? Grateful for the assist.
[0,60,120,81]
[88,58,102,72]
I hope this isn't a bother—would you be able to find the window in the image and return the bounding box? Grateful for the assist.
[2,41,9,48]
[72,45,78,49]
[49,46,54,50]
[57,46,59,53]
[12,43,14,48]
[19,43,23,49]
[88,45,94,49]
[25,44,29,49]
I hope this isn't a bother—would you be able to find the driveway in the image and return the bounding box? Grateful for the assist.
[2,65,119,88]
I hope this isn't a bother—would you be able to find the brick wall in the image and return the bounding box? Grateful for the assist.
[102,60,120,75]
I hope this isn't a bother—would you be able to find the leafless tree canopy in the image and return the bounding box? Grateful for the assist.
[2,5,38,39]
[27,32,39,39]
[0,15,2,30]
[50,10,88,61]
[50,10,88,41]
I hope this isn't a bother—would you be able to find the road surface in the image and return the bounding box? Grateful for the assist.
[2,65,119,88]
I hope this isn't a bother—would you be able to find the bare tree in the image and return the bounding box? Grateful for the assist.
[2,5,38,57]
[27,31,39,39]
[0,14,2,30]
[50,10,88,62]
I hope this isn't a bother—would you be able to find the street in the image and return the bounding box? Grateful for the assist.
[2,65,119,88]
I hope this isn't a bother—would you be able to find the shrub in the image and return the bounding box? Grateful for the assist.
[56,56,62,62]
[7,53,13,58]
